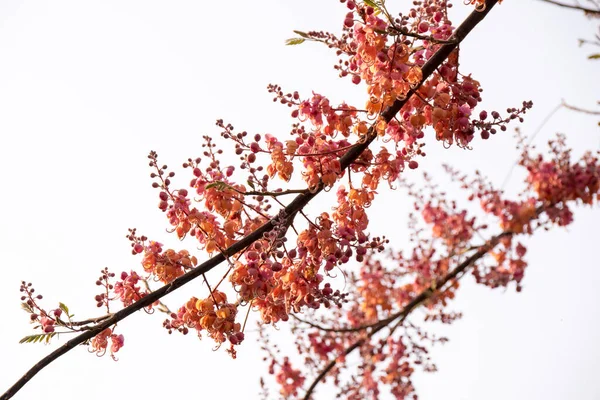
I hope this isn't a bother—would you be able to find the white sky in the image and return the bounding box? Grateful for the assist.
[0,1,599,399]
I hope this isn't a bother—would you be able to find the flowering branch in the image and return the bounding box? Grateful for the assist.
[0,1,500,399]
[302,228,515,400]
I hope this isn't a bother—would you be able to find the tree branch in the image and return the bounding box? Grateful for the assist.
[302,230,512,400]
[303,202,547,398]
[536,0,600,15]
[1,1,498,398]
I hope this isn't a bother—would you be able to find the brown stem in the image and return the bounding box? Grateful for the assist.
[1,1,497,399]
[140,278,172,314]
[389,25,459,44]
[235,188,309,197]
[562,100,600,115]
[56,314,114,328]
[536,0,600,15]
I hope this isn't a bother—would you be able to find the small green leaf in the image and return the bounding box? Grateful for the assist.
[19,334,40,344]
[45,332,57,343]
[285,38,305,46]
[206,181,230,191]
[588,53,600,60]
[20,332,57,344]
[247,180,255,190]
[293,30,309,38]
[21,302,33,314]
[59,302,69,316]
[363,0,380,10]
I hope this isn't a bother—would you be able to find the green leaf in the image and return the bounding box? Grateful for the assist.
[19,332,57,344]
[21,302,34,314]
[285,38,305,46]
[59,302,69,316]
[293,30,309,38]
[45,332,56,343]
[205,181,230,191]
[363,0,380,10]
[588,53,600,60]
[247,179,255,190]
[18,335,31,344]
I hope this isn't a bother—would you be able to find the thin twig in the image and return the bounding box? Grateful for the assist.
[388,25,459,44]
[56,314,114,328]
[236,188,309,197]
[536,0,600,15]
[562,100,600,115]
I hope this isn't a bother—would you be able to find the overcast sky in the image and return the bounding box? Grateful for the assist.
[0,1,599,399]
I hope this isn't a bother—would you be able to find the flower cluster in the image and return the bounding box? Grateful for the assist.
[19,282,59,334]
[272,357,306,398]
[421,202,475,248]
[473,238,528,290]
[141,242,197,284]
[162,290,244,355]
[89,328,125,360]
[523,135,600,212]
[113,271,147,307]
[229,216,350,325]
